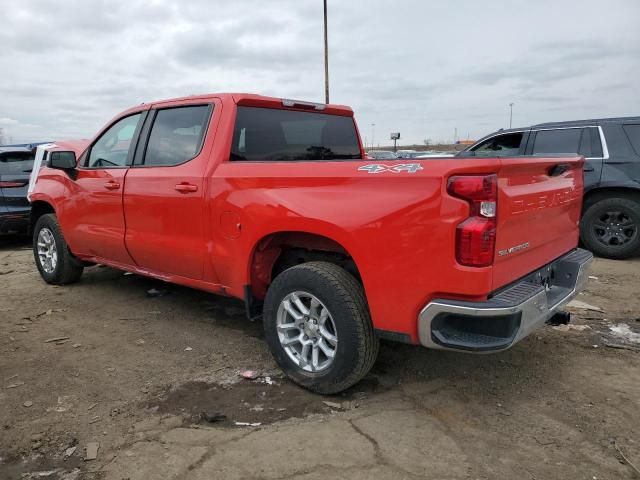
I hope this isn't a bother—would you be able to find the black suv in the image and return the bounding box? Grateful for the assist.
[0,146,35,235]
[459,117,640,259]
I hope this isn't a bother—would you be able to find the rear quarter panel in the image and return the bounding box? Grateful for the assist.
[210,158,502,341]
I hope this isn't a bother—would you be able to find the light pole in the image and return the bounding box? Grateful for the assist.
[509,102,514,129]
[371,123,375,149]
[323,0,329,104]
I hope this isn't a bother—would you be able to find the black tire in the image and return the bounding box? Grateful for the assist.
[580,197,640,259]
[263,261,379,394]
[33,214,84,284]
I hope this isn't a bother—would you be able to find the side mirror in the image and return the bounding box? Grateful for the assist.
[49,151,77,170]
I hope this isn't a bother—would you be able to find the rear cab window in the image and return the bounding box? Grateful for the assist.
[230,107,361,161]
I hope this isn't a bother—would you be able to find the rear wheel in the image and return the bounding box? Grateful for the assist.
[33,214,84,284]
[580,197,640,259]
[263,261,379,394]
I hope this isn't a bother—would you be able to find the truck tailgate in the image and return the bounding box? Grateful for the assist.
[492,156,584,290]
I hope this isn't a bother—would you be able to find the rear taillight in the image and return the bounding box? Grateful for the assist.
[447,174,497,267]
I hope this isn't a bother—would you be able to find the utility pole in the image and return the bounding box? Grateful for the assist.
[323,0,329,104]
[509,102,514,128]
[371,123,375,149]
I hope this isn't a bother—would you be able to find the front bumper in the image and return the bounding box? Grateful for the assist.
[418,248,593,352]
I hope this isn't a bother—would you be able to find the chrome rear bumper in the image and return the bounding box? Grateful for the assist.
[418,248,593,352]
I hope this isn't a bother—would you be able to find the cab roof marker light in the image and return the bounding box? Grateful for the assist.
[281,99,326,111]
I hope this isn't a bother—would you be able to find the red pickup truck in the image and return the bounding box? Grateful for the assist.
[29,93,592,393]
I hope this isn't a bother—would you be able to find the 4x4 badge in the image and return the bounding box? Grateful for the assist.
[358,163,424,174]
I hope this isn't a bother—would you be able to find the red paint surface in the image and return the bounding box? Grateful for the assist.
[30,93,584,343]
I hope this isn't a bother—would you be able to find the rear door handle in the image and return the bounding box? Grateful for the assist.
[104,181,120,190]
[174,183,198,193]
[548,163,569,177]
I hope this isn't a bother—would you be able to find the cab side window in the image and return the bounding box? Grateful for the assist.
[142,105,211,166]
[472,133,523,157]
[86,113,142,168]
[532,128,581,155]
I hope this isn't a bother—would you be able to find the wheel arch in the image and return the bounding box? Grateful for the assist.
[583,186,640,212]
[29,200,56,235]
[247,230,362,302]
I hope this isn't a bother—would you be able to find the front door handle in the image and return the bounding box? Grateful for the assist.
[104,181,120,190]
[174,183,198,193]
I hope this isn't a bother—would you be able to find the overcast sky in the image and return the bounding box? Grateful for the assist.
[1,0,639,146]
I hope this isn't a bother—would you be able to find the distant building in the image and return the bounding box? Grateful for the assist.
[456,139,475,146]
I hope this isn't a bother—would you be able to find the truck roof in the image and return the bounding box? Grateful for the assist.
[146,93,354,116]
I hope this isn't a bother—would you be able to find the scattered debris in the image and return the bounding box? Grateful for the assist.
[135,339,145,346]
[234,421,261,427]
[56,339,70,345]
[609,323,640,344]
[322,401,342,410]
[566,300,603,312]
[553,324,591,332]
[263,376,274,385]
[28,469,59,477]
[87,403,98,411]
[72,343,82,348]
[240,370,259,380]
[184,346,193,351]
[88,416,101,424]
[201,412,227,423]
[64,445,77,458]
[45,336,70,343]
[84,442,99,461]
[6,381,25,389]
[23,400,33,407]
[123,272,133,276]
[588,275,599,280]
[146,288,168,298]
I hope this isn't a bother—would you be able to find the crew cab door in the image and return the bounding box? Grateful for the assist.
[122,102,215,279]
[60,111,146,264]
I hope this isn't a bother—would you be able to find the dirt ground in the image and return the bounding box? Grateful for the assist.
[1,235,639,480]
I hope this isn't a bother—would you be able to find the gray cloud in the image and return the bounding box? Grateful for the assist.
[1,0,639,145]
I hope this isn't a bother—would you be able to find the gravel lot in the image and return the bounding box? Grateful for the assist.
[1,235,639,479]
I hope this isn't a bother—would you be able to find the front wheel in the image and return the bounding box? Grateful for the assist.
[580,197,640,259]
[263,262,379,394]
[33,214,84,284]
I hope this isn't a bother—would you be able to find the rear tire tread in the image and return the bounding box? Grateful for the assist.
[264,261,378,394]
